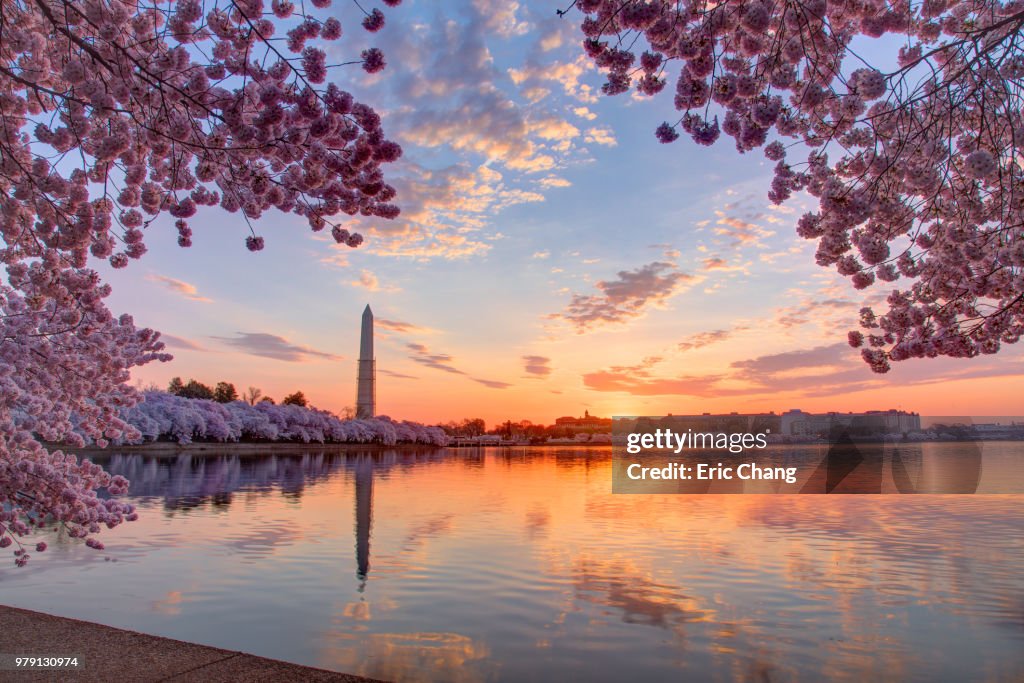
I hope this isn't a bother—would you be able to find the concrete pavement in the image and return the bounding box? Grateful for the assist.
[0,605,385,682]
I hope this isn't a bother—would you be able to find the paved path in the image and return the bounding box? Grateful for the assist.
[1,606,385,682]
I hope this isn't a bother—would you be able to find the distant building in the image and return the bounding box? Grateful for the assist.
[632,409,921,439]
[780,409,920,436]
[554,410,613,433]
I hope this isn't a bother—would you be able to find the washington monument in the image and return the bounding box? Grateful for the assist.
[356,304,376,419]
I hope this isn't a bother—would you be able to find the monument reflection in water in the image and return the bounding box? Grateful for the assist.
[355,455,372,587]
[6,445,1022,683]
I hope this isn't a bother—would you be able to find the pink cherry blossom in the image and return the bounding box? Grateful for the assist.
[571,0,1024,372]
[1,0,405,563]
[110,390,450,447]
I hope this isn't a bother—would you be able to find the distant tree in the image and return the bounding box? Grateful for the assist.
[179,380,214,400]
[244,387,263,406]
[167,377,185,396]
[462,418,486,437]
[213,382,238,404]
[339,405,356,420]
[259,397,276,405]
[282,391,308,407]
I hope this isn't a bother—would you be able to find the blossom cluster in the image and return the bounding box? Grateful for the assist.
[1,263,168,565]
[111,391,450,447]
[574,0,1024,371]
[1,0,404,563]
[3,0,403,261]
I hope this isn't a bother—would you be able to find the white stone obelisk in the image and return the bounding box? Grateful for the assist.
[356,304,376,419]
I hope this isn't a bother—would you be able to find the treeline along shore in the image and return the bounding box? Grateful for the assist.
[50,440,449,458]
[57,390,449,449]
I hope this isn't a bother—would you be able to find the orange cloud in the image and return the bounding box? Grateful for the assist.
[350,270,399,293]
[146,274,211,303]
[677,329,738,352]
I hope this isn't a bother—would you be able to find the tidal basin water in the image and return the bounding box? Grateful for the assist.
[3,446,1024,682]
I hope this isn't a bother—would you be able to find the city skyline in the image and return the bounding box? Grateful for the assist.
[94,0,1024,424]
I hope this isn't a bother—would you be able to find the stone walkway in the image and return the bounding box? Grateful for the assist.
[1,606,385,682]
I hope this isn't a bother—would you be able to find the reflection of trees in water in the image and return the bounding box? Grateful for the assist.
[95,450,456,511]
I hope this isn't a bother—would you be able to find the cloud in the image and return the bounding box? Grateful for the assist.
[147,274,211,303]
[582,344,869,397]
[332,4,601,261]
[407,342,464,374]
[775,298,855,329]
[583,338,1024,398]
[472,0,529,36]
[582,345,850,397]
[552,262,696,331]
[382,14,574,176]
[474,378,513,389]
[353,270,379,291]
[508,54,599,104]
[573,106,597,120]
[533,11,580,52]
[376,319,433,334]
[731,343,851,378]
[406,342,510,389]
[583,370,725,397]
[585,126,617,146]
[606,355,664,377]
[350,269,400,293]
[319,249,350,269]
[538,176,571,189]
[364,162,544,260]
[728,343,883,395]
[677,329,737,352]
[379,369,419,380]
[158,334,206,352]
[522,355,552,378]
[211,333,340,362]
[532,250,551,259]
[713,211,775,247]
[528,117,581,141]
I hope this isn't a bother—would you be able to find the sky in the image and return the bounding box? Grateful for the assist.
[99,0,1024,425]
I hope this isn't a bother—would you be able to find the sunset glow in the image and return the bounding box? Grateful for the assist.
[90,0,1024,425]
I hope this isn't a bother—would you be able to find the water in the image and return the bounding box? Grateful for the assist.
[3,446,1023,682]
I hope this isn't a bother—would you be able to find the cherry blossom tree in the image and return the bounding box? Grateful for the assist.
[1,0,404,564]
[567,0,1024,371]
[116,390,450,446]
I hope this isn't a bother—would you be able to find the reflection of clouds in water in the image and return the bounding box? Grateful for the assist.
[323,632,492,683]
[402,514,455,553]
[219,517,304,561]
[736,495,1024,631]
[151,590,186,616]
[569,556,710,631]
[31,447,1023,683]
[524,505,550,539]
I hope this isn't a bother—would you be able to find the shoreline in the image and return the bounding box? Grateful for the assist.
[0,605,383,682]
[46,441,446,458]
[44,441,617,458]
